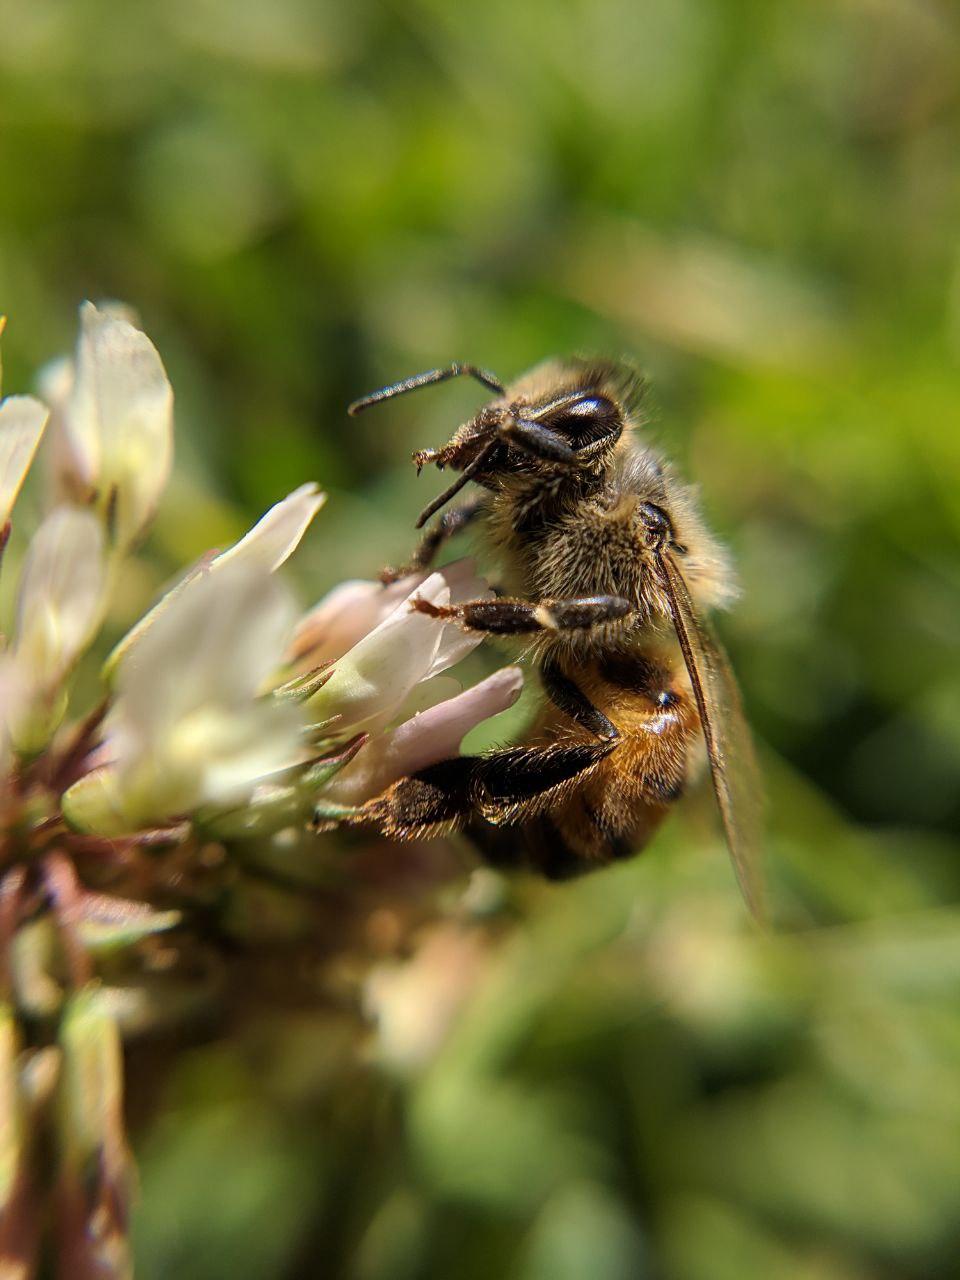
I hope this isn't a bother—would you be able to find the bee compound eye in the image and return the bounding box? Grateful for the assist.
[546,395,620,448]
[566,395,609,417]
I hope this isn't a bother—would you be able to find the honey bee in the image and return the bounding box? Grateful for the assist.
[346,358,763,917]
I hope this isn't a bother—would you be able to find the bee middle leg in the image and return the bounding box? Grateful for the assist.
[540,653,620,741]
[411,593,632,635]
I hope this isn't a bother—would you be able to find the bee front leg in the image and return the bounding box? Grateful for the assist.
[380,496,486,584]
[411,593,632,635]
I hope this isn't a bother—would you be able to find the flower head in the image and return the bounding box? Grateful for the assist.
[72,561,306,834]
[58,302,174,548]
[0,303,522,1275]
[305,561,492,733]
[298,561,523,807]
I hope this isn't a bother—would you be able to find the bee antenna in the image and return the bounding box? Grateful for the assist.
[348,363,505,416]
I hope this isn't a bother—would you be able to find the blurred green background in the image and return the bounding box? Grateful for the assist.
[3,0,960,1276]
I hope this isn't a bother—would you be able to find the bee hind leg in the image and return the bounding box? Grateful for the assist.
[346,739,616,841]
[411,593,632,635]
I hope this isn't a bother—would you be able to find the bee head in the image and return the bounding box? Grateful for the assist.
[346,358,633,528]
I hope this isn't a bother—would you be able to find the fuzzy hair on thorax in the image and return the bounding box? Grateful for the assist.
[473,358,737,655]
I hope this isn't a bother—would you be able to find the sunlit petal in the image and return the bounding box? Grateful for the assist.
[0,396,48,524]
[213,481,325,573]
[66,302,173,546]
[305,572,452,731]
[288,573,424,667]
[105,484,324,679]
[98,560,305,830]
[304,560,496,732]
[14,507,106,688]
[428,559,493,677]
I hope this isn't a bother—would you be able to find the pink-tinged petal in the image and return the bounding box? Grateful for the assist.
[289,573,424,667]
[327,666,522,803]
[302,561,500,730]
[388,666,523,774]
[427,559,494,676]
[435,557,482,597]
[291,558,491,672]
[428,620,486,678]
[385,674,462,725]
[306,572,450,731]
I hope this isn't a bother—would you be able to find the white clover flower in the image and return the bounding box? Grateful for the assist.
[62,480,327,833]
[70,560,307,834]
[0,302,525,1275]
[103,481,325,677]
[288,573,428,667]
[58,302,174,547]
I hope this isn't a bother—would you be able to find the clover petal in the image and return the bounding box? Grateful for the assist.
[65,302,173,546]
[0,395,48,525]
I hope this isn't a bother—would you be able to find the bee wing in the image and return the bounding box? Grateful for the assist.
[657,549,765,921]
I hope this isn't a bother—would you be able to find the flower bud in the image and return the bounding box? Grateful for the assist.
[64,301,173,548]
[0,1003,40,1277]
[60,768,129,840]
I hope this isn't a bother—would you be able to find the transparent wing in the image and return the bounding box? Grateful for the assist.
[657,549,765,921]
